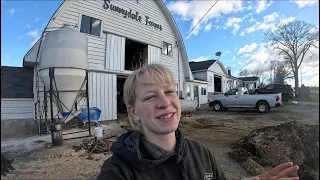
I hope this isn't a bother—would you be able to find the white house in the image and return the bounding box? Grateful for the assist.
[21,0,204,124]
[189,60,242,102]
[238,76,260,90]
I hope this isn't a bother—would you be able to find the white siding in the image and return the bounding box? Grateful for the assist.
[89,72,117,121]
[192,71,207,81]
[24,40,40,63]
[105,33,125,71]
[1,99,34,120]
[207,71,214,93]
[47,0,185,89]
[148,45,160,64]
[208,63,225,76]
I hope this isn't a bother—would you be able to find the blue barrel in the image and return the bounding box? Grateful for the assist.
[80,107,101,122]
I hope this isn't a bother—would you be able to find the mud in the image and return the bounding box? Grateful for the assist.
[229,121,319,179]
[1,154,15,176]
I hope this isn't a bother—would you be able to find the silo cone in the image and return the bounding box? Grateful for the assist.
[50,123,63,146]
[38,25,89,146]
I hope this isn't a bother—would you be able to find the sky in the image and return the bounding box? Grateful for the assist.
[1,0,319,87]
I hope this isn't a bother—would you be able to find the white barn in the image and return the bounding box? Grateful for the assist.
[22,0,201,123]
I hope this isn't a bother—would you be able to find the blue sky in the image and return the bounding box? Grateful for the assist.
[1,0,319,86]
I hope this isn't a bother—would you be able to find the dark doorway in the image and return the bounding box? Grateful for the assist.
[117,76,127,113]
[125,39,148,71]
[214,75,222,92]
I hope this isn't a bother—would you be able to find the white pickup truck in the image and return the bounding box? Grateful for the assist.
[209,87,283,113]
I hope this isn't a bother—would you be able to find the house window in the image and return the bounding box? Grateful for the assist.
[201,87,206,95]
[187,85,191,97]
[162,41,172,56]
[80,15,101,36]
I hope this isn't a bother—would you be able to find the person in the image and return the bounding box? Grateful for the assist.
[97,64,299,180]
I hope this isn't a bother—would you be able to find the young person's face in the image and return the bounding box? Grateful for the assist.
[128,73,181,135]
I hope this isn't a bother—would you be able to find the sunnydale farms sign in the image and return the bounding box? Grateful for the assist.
[103,0,162,31]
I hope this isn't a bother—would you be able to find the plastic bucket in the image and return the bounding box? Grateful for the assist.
[94,127,103,138]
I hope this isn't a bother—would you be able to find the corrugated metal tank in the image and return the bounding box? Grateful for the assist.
[38,25,88,117]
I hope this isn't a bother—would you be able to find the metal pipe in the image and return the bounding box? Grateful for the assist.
[86,70,91,136]
[49,68,54,124]
[49,68,63,146]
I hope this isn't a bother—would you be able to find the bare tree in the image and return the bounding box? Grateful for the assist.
[266,60,292,84]
[265,20,319,95]
[239,69,249,77]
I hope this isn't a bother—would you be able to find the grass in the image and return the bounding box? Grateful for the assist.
[290,93,319,102]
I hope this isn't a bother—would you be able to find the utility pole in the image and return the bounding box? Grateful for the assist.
[300,66,302,87]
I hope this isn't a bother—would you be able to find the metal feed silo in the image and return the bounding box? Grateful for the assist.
[38,25,88,119]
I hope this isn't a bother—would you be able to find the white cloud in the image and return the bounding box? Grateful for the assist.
[238,43,258,54]
[263,12,279,23]
[7,8,16,15]
[238,61,243,65]
[238,41,319,84]
[17,35,23,40]
[27,28,41,47]
[232,64,236,68]
[292,0,318,8]
[35,18,41,23]
[26,24,31,29]
[233,56,236,60]
[204,23,212,32]
[302,75,319,87]
[280,17,295,26]
[241,12,281,35]
[190,56,210,62]
[225,51,231,54]
[168,1,243,38]
[256,0,273,14]
[225,17,243,36]
[27,29,39,39]
[249,17,255,22]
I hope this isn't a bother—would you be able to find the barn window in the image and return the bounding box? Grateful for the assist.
[80,15,101,36]
[162,41,172,56]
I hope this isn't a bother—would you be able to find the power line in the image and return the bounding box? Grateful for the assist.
[292,1,312,17]
[183,0,219,40]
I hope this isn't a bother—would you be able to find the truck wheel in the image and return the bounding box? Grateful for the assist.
[257,102,269,113]
[213,102,222,111]
[282,94,289,102]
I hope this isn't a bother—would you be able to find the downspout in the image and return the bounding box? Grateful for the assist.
[176,41,181,98]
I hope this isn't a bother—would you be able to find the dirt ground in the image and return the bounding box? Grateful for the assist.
[1,103,319,180]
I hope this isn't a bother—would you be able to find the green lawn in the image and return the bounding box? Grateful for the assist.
[290,93,319,102]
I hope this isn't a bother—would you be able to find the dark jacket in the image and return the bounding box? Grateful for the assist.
[97,129,226,180]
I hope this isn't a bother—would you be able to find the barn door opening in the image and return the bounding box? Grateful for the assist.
[125,39,147,71]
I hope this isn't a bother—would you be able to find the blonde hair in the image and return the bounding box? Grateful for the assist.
[123,64,176,130]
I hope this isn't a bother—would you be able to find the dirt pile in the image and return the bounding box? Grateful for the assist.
[229,121,319,180]
[1,154,15,176]
[73,137,114,155]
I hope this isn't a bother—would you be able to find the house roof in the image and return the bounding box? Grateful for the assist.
[189,60,217,71]
[1,66,34,98]
[238,76,259,82]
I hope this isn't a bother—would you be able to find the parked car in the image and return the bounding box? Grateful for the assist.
[253,84,295,102]
[209,87,282,113]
